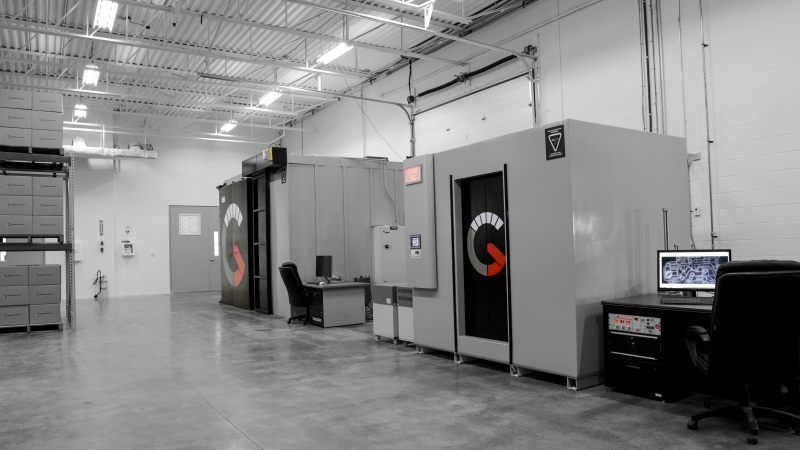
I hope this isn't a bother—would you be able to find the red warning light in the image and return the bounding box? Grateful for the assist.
[404,165,422,185]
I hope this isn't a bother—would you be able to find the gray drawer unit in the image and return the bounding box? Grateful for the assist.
[0,107,31,129]
[32,216,63,236]
[29,304,61,324]
[0,195,33,215]
[28,265,61,286]
[32,177,62,197]
[31,129,63,149]
[0,127,32,148]
[0,266,28,286]
[0,286,29,306]
[32,196,63,216]
[0,89,32,110]
[0,305,29,326]
[31,110,63,131]
[0,175,32,196]
[0,214,32,235]
[28,285,61,305]
[32,92,63,113]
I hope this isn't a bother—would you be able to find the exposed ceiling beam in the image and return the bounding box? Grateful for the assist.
[115,0,465,66]
[0,20,369,79]
[0,55,329,113]
[0,77,314,118]
[360,0,472,24]
[334,0,466,31]
[1,48,335,103]
[282,0,535,61]
[65,108,311,132]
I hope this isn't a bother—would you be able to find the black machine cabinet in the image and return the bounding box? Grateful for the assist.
[602,295,712,402]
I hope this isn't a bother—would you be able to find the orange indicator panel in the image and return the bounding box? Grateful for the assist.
[404,165,422,185]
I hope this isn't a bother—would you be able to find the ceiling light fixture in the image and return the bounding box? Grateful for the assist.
[219,120,237,133]
[316,43,353,65]
[74,104,88,120]
[94,0,119,31]
[83,64,100,87]
[258,91,282,107]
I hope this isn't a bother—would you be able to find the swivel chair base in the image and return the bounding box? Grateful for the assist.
[287,306,310,325]
[687,385,800,445]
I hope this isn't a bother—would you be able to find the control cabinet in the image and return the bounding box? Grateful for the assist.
[603,296,711,402]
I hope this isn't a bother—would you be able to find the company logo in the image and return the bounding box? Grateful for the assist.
[466,212,506,277]
[222,203,246,287]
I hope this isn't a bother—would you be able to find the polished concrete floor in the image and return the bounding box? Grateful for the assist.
[1,292,798,449]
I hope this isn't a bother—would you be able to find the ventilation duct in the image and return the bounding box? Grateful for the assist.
[63,145,158,160]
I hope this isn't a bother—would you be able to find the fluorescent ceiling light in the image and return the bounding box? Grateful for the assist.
[83,64,100,87]
[219,120,237,133]
[74,104,87,120]
[258,91,282,107]
[94,1,119,31]
[316,43,353,65]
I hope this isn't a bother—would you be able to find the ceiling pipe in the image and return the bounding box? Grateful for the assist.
[64,145,157,159]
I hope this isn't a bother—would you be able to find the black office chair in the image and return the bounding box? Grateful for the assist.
[278,262,315,325]
[685,260,800,444]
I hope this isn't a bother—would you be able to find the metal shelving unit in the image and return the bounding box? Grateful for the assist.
[0,151,76,330]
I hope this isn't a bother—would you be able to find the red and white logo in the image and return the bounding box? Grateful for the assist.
[222,203,245,287]
[466,212,506,277]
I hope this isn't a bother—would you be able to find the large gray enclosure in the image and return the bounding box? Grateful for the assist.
[270,156,404,319]
[405,120,691,388]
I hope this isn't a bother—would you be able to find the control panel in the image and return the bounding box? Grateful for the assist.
[608,313,661,336]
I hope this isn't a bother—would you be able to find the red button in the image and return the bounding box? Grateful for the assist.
[655,324,661,329]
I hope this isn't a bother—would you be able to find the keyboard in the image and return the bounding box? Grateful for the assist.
[660,296,714,305]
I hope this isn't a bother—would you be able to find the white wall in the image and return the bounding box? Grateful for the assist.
[283,0,800,262]
[56,123,264,300]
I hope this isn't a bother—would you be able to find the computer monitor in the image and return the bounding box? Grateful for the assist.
[657,249,732,292]
[316,255,332,280]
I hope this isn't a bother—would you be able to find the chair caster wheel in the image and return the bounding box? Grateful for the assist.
[375,335,380,342]
[747,435,758,445]
[287,319,291,324]
[687,420,698,430]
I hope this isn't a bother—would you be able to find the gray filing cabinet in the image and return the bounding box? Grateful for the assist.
[372,283,400,345]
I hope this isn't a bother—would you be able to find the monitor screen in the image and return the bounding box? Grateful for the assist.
[316,255,332,278]
[658,250,732,291]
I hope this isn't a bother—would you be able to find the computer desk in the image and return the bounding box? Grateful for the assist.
[602,294,713,402]
[303,282,368,328]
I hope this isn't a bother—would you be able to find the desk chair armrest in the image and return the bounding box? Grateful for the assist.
[686,326,711,375]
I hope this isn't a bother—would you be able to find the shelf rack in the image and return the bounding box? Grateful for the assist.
[0,151,76,330]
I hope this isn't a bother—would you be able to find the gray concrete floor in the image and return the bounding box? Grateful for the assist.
[0,292,798,449]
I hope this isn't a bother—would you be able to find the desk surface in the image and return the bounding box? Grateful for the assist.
[304,281,369,290]
[601,294,713,312]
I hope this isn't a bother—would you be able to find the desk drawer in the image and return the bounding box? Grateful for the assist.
[605,357,664,400]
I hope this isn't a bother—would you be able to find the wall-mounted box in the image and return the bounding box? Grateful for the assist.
[0,266,29,286]
[0,127,32,148]
[32,196,63,216]
[0,286,29,306]
[0,89,32,110]
[32,92,63,113]
[0,175,32,196]
[28,285,61,305]
[31,110,63,131]
[0,195,33,215]
[0,305,29,326]
[32,177,62,197]
[32,216,63,236]
[0,215,32,236]
[31,129,63,150]
[0,107,32,129]
[28,265,61,286]
[29,304,60,324]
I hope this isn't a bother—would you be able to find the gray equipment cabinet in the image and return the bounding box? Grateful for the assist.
[0,151,76,332]
[404,120,691,389]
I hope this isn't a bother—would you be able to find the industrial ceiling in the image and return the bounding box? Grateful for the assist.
[0,0,533,143]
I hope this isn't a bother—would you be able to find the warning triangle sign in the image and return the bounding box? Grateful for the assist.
[548,133,562,153]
